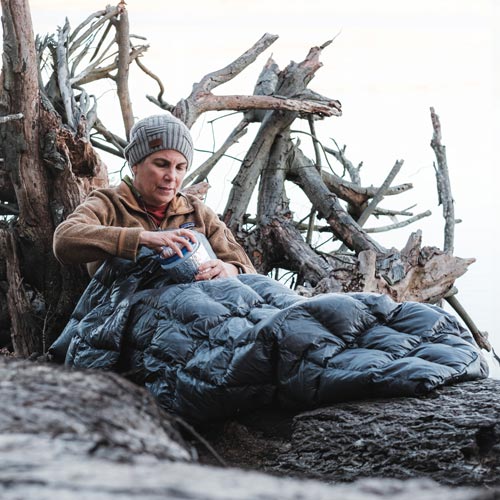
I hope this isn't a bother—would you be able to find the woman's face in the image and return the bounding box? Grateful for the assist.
[132,150,188,208]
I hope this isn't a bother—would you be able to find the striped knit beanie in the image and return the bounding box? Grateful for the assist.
[124,113,193,168]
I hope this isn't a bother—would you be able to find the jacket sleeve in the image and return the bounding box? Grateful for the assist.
[53,191,143,266]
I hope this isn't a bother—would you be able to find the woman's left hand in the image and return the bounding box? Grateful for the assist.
[195,259,238,281]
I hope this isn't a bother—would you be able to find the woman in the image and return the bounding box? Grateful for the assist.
[53,113,255,279]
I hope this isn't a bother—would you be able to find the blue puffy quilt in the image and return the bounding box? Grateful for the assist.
[50,251,488,421]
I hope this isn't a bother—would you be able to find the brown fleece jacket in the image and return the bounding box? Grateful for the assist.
[53,181,256,276]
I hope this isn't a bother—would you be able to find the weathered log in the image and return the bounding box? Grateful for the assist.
[1,357,498,500]
[0,357,191,461]
[199,378,500,488]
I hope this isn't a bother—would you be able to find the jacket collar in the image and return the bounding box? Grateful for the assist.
[117,177,194,216]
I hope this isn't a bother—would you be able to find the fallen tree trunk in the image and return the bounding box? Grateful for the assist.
[199,378,500,488]
[1,356,498,500]
[0,357,191,462]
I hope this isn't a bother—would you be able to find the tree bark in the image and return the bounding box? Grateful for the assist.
[1,356,497,500]
[0,0,109,354]
[199,378,500,488]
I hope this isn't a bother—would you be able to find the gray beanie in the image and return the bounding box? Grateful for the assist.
[124,113,193,168]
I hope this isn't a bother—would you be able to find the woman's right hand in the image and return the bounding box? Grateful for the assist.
[139,228,197,258]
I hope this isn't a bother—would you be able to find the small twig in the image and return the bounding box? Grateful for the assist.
[325,140,360,183]
[373,205,416,217]
[182,120,248,187]
[135,57,166,104]
[289,129,336,174]
[173,417,227,468]
[0,203,20,216]
[90,137,123,158]
[306,116,322,245]
[365,211,431,233]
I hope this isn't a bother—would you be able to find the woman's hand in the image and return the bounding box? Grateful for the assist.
[139,228,196,258]
[195,259,238,281]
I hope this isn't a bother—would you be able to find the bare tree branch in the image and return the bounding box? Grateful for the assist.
[197,33,278,93]
[92,118,126,157]
[445,292,491,351]
[136,58,166,105]
[292,155,385,254]
[365,211,431,233]
[430,107,455,254]
[116,3,134,138]
[306,115,322,244]
[356,160,404,228]
[325,142,361,184]
[244,56,280,123]
[68,5,120,55]
[184,94,341,120]
[223,40,341,231]
[262,209,431,235]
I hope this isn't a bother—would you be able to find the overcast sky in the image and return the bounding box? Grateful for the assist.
[24,0,500,372]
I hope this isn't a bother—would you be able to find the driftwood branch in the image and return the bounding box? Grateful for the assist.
[245,209,431,236]
[180,94,341,126]
[197,33,278,93]
[137,57,167,106]
[223,41,341,232]
[115,2,134,138]
[430,107,455,254]
[337,159,404,252]
[356,160,404,227]
[68,5,120,55]
[373,205,416,217]
[92,118,126,157]
[288,146,385,254]
[256,129,292,221]
[305,116,322,244]
[445,292,491,351]
[364,210,432,233]
[289,147,412,210]
[244,55,280,123]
